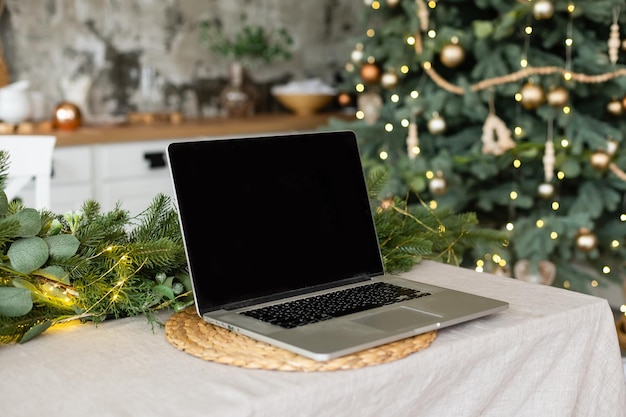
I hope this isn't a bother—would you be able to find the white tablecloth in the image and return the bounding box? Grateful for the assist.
[2,260,625,417]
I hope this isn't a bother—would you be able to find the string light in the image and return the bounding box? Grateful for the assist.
[506,222,514,231]
[510,191,518,200]
[379,150,389,160]
[536,219,545,228]
[552,201,559,210]
[513,159,522,168]
[384,123,394,132]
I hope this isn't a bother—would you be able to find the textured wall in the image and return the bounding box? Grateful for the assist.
[0,0,361,120]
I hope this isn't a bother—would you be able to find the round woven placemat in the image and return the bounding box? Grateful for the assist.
[165,307,437,372]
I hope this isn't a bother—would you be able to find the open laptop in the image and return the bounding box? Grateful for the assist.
[167,130,508,361]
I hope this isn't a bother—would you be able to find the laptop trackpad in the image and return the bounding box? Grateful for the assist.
[352,307,441,332]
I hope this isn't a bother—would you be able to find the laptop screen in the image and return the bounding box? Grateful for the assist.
[167,130,385,312]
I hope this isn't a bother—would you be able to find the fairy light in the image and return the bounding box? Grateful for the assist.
[510,191,518,200]
[410,90,419,99]
[379,150,389,160]
[366,56,376,64]
[562,106,571,114]
[603,266,611,274]
[356,110,365,120]
[406,36,416,46]
[561,138,569,147]
[427,1,437,9]
[384,123,394,132]
[611,240,620,248]
[591,280,599,288]
[563,281,571,289]
[401,118,410,127]
[620,213,626,221]
[366,29,376,37]
[400,65,410,74]
[371,1,381,9]
[429,200,438,209]
[536,219,545,228]
[492,253,502,264]
[506,222,514,231]
[514,126,523,136]
[552,201,559,210]
[513,159,522,168]
[557,171,565,180]
[550,231,558,239]
[427,30,436,39]
[390,94,400,102]
[425,170,435,179]
[356,83,365,93]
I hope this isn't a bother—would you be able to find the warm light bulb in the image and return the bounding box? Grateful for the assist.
[410,90,419,98]
[565,38,573,46]
[401,119,409,127]
[603,266,611,274]
[560,138,569,147]
[510,191,518,200]
[427,30,436,39]
[379,151,388,160]
[355,83,365,93]
[513,159,522,168]
[611,240,620,248]
[400,65,409,74]
[550,231,558,239]
[525,26,533,35]
[356,110,365,120]
[406,36,416,45]
[384,123,393,132]
[557,171,565,180]
[536,219,545,228]
[390,94,400,102]
[506,223,514,231]
[425,170,434,179]
[552,202,559,210]
[591,280,598,288]
[366,29,376,37]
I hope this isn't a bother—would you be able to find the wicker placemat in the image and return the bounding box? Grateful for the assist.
[165,307,437,371]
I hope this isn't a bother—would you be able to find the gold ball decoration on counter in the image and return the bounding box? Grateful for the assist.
[589,150,611,171]
[360,62,381,84]
[440,41,465,68]
[519,82,546,110]
[546,86,569,108]
[532,0,555,20]
[52,101,82,131]
[575,228,598,252]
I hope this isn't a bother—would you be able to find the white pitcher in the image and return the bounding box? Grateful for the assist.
[0,80,32,124]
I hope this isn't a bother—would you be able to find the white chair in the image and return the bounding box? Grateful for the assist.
[0,135,56,210]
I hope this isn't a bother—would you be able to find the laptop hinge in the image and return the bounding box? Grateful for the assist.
[220,275,373,311]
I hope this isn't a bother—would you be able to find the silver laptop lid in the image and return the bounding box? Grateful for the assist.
[167,130,385,315]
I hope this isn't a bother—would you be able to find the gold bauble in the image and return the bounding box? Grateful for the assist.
[607,99,623,116]
[533,0,555,20]
[589,151,611,170]
[53,101,82,131]
[575,228,598,252]
[427,113,447,134]
[546,87,569,108]
[380,71,399,89]
[537,182,555,198]
[360,63,381,84]
[428,176,448,195]
[440,43,466,68]
[519,83,545,110]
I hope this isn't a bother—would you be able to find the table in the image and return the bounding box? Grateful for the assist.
[2,261,625,417]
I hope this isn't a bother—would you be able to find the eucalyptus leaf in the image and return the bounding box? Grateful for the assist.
[152,285,175,301]
[7,236,50,274]
[44,234,80,259]
[7,208,42,237]
[32,265,70,285]
[19,321,53,344]
[0,287,33,317]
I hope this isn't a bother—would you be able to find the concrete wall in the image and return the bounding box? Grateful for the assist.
[0,0,361,120]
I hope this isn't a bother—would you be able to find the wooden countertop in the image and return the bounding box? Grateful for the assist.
[52,113,348,147]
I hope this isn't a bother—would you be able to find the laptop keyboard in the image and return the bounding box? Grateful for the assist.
[240,282,431,329]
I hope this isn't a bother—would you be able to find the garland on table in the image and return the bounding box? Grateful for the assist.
[0,151,506,344]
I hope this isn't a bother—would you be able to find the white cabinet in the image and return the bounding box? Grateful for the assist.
[94,139,176,215]
[50,146,93,213]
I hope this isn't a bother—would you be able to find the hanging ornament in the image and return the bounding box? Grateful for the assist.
[381,70,399,90]
[607,139,619,156]
[350,46,364,64]
[440,38,465,68]
[519,82,546,110]
[533,0,555,20]
[406,119,420,160]
[590,150,611,171]
[575,228,598,252]
[427,112,446,135]
[481,113,515,155]
[514,259,556,285]
[428,173,448,195]
[607,98,623,116]
[337,92,352,107]
[357,91,383,125]
[537,182,555,198]
[608,7,621,65]
[543,139,555,182]
[386,0,400,7]
[546,86,569,108]
[360,63,381,84]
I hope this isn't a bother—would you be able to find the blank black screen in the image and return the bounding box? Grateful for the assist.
[167,130,385,312]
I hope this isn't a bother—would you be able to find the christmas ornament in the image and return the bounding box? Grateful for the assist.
[590,150,611,170]
[53,101,82,130]
[607,98,623,116]
[381,70,399,89]
[519,82,545,110]
[608,7,621,65]
[360,63,381,84]
[351,47,364,64]
[606,139,619,155]
[337,92,352,107]
[532,0,555,20]
[537,182,555,198]
[514,259,556,285]
[406,120,419,160]
[575,228,598,252]
[427,112,446,134]
[428,174,448,195]
[357,91,383,125]
[546,86,569,108]
[481,113,515,155]
[440,41,465,68]
[386,0,400,7]
[542,139,555,182]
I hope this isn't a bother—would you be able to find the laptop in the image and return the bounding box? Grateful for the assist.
[167,130,508,362]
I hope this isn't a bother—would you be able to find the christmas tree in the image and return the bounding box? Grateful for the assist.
[328,0,626,306]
